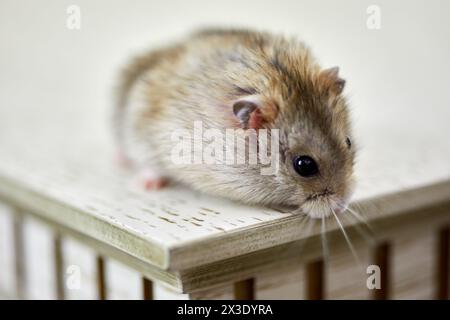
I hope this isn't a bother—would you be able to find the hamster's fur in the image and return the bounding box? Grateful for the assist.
[114,28,355,218]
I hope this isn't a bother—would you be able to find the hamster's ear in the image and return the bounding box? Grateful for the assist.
[320,66,346,95]
[232,95,278,129]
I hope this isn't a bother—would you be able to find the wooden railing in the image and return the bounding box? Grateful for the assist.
[0,85,449,300]
[1,195,449,299]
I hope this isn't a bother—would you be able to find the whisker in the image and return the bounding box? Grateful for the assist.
[321,215,329,261]
[346,206,374,233]
[354,202,370,217]
[330,199,375,236]
[331,207,362,267]
[355,197,390,217]
[342,211,376,246]
[298,213,310,230]
[297,215,316,255]
[342,205,376,237]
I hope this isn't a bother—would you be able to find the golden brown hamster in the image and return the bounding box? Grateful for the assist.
[113,28,355,219]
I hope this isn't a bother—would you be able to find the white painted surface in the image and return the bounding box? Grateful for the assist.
[0,0,449,271]
[154,283,189,300]
[106,259,142,300]
[63,238,98,300]
[0,204,15,296]
[23,217,56,299]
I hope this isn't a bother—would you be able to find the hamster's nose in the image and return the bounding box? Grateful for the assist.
[331,199,347,215]
[332,205,343,215]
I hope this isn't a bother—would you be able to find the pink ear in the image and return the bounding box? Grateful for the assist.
[320,67,346,95]
[232,95,277,129]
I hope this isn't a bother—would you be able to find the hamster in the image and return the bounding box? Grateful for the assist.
[113,28,355,219]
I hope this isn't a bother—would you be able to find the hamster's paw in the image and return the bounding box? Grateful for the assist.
[139,168,168,190]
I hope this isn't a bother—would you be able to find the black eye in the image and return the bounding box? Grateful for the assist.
[346,137,352,149]
[293,155,319,177]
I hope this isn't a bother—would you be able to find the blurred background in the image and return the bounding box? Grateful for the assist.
[1,0,450,139]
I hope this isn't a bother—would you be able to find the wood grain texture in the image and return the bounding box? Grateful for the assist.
[255,266,305,299]
[373,206,450,300]
[189,284,234,300]
[326,244,371,300]
[3,197,450,296]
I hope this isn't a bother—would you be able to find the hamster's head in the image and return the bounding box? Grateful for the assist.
[232,66,355,219]
[278,66,356,218]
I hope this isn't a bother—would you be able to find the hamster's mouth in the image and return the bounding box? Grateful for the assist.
[301,194,348,219]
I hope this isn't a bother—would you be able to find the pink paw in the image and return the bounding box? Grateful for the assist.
[143,177,168,190]
[139,169,168,190]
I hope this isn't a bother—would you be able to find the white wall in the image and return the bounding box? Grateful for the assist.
[1,0,449,137]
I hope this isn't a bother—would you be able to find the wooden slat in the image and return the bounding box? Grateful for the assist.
[96,256,107,300]
[142,277,153,300]
[62,237,98,299]
[326,244,371,300]
[437,227,449,299]
[7,200,450,298]
[105,259,142,299]
[234,278,254,300]
[179,204,450,294]
[12,212,26,299]
[255,266,305,299]
[0,204,16,297]
[306,259,324,300]
[53,234,65,299]
[373,243,390,300]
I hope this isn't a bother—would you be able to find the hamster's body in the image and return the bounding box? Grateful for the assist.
[114,29,356,218]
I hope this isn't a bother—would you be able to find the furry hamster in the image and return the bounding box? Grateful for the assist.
[113,28,355,219]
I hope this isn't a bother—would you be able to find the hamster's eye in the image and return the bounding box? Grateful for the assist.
[346,137,352,149]
[293,155,319,177]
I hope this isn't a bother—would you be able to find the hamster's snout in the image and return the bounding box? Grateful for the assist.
[291,153,353,219]
[300,191,349,219]
[305,189,334,201]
